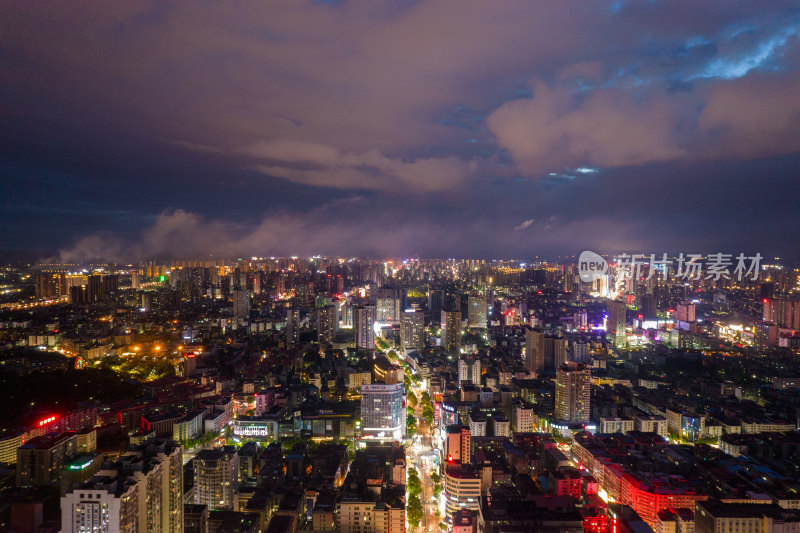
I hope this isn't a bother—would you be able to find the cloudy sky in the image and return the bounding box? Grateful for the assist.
[2,1,799,261]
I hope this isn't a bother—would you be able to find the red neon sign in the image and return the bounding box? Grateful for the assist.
[38,416,56,427]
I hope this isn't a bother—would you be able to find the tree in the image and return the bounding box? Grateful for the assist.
[422,404,434,425]
[407,494,423,529]
[407,468,421,496]
[429,472,441,485]
[421,391,431,405]
[407,390,418,407]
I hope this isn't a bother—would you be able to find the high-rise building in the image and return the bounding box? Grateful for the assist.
[572,341,590,364]
[61,438,183,533]
[316,305,337,346]
[444,464,481,519]
[524,329,545,376]
[355,304,376,350]
[544,337,568,369]
[555,363,591,423]
[763,298,800,329]
[676,300,696,323]
[232,289,250,326]
[441,310,462,352]
[444,425,471,464]
[61,472,140,533]
[285,308,299,343]
[458,355,481,386]
[607,300,626,346]
[428,289,444,314]
[467,296,487,328]
[17,432,77,487]
[35,272,65,299]
[360,383,405,441]
[400,310,424,353]
[193,447,239,510]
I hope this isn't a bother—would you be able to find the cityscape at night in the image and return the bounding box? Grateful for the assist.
[1,2,800,533]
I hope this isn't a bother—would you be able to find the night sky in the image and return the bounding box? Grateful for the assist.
[2,1,799,261]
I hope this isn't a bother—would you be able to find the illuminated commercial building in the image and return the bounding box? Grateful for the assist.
[555,363,591,423]
[444,464,481,519]
[360,384,405,441]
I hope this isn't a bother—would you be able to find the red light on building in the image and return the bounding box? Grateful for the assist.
[668,309,675,313]
[38,416,56,427]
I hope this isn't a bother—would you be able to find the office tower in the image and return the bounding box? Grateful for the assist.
[572,342,590,364]
[544,337,568,369]
[355,304,377,350]
[607,300,626,345]
[360,383,405,441]
[676,300,695,323]
[286,308,299,343]
[400,309,424,353]
[467,296,487,328]
[16,432,77,487]
[61,473,140,533]
[524,329,545,376]
[555,363,591,423]
[428,289,444,314]
[316,304,337,345]
[444,425,471,464]
[232,289,249,325]
[441,310,462,352]
[458,355,481,386]
[193,447,239,510]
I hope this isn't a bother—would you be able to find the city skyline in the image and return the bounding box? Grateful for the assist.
[2,1,800,262]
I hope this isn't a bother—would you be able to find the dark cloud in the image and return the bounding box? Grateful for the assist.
[1,1,799,260]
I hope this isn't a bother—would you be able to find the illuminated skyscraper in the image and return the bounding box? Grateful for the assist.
[467,296,487,328]
[316,304,337,346]
[360,383,405,441]
[524,329,545,376]
[401,309,424,353]
[233,289,249,326]
[607,300,626,346]
[441,310,462,352]
[193,447,238,510]
[355,304,376,350]
[555,362,591,423]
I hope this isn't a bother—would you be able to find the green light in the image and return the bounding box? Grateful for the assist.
[159,275,165,282]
